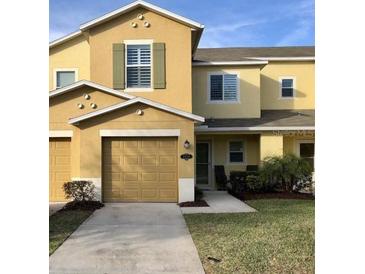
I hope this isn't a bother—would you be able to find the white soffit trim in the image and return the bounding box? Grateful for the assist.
[69,97,205,124]
[195,126,315,132]
[49,130,73,137]
[49,80,135,100]
[249,57,315,61]
[49,30,83,49]
[80,0,204,31]
[192,61,268,66]
[100,129,180,137]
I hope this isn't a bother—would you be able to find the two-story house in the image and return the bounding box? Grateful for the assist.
[49,0,314,203]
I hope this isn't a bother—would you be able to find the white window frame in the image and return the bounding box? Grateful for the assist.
[124,39,153,92]
[207,72,240,104]
[53,68,78,89]
[227,139,245,165]
[279,76,296,99]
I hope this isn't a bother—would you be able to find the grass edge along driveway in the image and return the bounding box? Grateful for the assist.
[49,209,94,255]
[184,199,314,274]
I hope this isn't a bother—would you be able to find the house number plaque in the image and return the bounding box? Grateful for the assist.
[180,153,193,161]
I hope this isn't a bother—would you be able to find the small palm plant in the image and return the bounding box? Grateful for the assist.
[260,153,312,192]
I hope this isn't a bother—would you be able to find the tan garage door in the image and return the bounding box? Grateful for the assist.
[49,138,71,202]
[102,137,178,202]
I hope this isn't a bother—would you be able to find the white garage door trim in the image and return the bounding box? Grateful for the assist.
[49,130,73,137]
[100,129,180,137]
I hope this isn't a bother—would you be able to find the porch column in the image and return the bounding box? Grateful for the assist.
[260,133,284,162]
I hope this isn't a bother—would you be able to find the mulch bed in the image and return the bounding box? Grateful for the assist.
[244,192,314,200]
[61,201,105,211]
[179,200,209,207]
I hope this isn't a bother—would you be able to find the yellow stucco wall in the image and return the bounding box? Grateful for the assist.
[77,103,195,179]
[49,35,90,90]
[261,61,315,110]
[49,87,126,130]
[260,133,284,160]
[196,134,260,188]
[192,66,261,118]
[88,7,193,112]
[49,87,127,177]
[283,133,315,156]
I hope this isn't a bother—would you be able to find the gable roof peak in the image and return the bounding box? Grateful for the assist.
[79,0,204,31]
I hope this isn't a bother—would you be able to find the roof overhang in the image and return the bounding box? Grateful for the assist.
[80,0,204,31]
[249,57,315,61]
[49,1,204,53]
[69,97,205,124]
[49,30,83,49]
[49,80,135,100]
[192,60,268,66]
[195,125,315,132]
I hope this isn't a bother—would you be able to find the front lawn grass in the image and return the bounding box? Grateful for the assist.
[184,199,314,274]
[49,209,93,255]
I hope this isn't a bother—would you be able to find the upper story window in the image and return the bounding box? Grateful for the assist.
[280,77,295,98]
[209,73,238,103]
[126,44,151,88]
[229,141,244,163]
[55,70,76,89]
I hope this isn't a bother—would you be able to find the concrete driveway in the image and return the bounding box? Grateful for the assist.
[49,203,205,274]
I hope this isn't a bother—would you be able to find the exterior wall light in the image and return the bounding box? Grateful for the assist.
[184,140,191,149]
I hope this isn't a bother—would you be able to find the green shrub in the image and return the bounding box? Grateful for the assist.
[63,180,96,201]
[259,153,312,192]
[245,175,265,192]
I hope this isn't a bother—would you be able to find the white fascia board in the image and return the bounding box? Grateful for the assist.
[49,130,73,137]
[100,129,180,137]
[136,97,205,122]
[49,80,135,100]
[192,61,268,66]
[69,98,139,124]
[80,0,204,31]
[49,30,83,49]
[69,97,205,124]
[249,57,315,61]
[195,126,315,132]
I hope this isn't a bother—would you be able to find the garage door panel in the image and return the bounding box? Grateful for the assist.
[103,137,177,202]
[142,172,158,181]
[123,172,138,181]
[50,138,71,202]
[159,189,177,199]
[124,155,139,165]
[123,189,139,200]
[159,155,176,165]
[141,155,157,165]
[159,172,176,181]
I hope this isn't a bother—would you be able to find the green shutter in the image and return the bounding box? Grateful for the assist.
[153,43,166,89]
[112,43,125,89]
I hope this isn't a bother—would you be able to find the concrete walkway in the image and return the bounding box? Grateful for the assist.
[49,203,205,274]
[49,202,66,216]
[181,191,256,214]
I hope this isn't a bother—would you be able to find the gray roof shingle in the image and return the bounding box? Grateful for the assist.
[194,46,315,62]
[202,110,315,128]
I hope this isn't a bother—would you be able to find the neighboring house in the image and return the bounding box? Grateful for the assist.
[49,0,314,203]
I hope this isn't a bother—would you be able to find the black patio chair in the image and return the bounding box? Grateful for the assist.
[214,165,230,190]
[246,165,259,172]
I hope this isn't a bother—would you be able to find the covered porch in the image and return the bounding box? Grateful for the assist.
[194,110,315,190]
